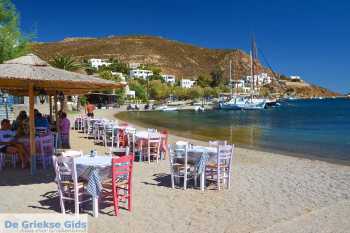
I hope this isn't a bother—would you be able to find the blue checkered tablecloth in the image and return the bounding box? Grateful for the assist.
[75,156,112,197]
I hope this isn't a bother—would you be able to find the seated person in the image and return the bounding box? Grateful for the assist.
[12,110,28,130]
[34,110,49,129]
[0,119,28,168]
[59,112,70,148]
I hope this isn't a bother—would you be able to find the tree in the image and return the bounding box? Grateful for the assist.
[188,87,204,100]
[210,66,224,87]
[128,80,148,102]
[0,0,29,63]
[50,54,81,71]
[114,88,126,105]
[197,74,212,88]
[149,80,169,100]
[50,54,81,111]
[108,58,130,74]
[81,59,96,75]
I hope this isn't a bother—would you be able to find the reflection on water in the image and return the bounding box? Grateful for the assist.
[116,98,350,161]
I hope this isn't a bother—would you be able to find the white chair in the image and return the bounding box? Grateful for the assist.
[206,144,234,190]
[38,134,54,169]
[169,143,196,190]
[104,124,118,148]
[52,155,92,215]
[147,133,161,164]
[209,140,227,147]
[61,150,83,157]
[126,128,136,153]
[147,128,157,133]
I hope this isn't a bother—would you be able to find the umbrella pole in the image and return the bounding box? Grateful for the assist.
[29,83,36,175]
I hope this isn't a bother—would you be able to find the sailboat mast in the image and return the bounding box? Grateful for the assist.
[229,59,233,97]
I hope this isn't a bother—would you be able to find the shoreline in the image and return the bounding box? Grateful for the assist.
[112,109,350,167]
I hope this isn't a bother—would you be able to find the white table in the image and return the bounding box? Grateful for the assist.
[135,131,161,139]
[187,146,217,191]
[75,156,112,218]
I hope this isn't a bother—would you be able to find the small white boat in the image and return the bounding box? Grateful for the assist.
[159,106,178,111]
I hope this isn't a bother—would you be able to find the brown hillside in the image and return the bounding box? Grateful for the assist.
[31,35,338,97]
[31,35,269,79]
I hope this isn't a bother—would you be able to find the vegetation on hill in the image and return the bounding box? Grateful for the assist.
[31,35,339,98]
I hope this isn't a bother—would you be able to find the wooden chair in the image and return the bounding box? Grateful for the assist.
[205,144,234,190]
[147,133,161,163]
[169,143,196,190]
[52,155,92,215]
[102,155,134,216]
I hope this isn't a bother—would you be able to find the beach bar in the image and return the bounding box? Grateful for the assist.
[0,54,124,174]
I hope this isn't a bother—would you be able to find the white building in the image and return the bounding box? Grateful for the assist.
[181,79,195,88]
[129,63,140,69]
[124,85,135,99]
[245,73,273,87]
[89,58,111,69]
[161,74,176,85]
[129,69,153,80]
[290,75,302,81]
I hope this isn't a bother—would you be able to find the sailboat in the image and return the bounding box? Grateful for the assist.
[220,39,266,110]
[219,60,246,109]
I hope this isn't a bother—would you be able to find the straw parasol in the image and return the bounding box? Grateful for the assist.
[0,54,124,174]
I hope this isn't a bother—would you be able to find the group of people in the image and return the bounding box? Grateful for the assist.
[0,109,71,168]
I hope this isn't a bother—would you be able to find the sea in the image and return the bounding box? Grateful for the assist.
[117,98,350,162]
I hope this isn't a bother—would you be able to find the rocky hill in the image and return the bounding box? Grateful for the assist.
[31,35,338,97]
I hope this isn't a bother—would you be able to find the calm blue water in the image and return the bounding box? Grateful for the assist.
[117,98,350,161]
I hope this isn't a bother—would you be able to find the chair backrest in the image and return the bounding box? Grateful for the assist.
[209,140,227,147]
[111,155,134,183]
[216,144,234,168]
[39,134,54,157]
[52,132,59,150]
[36,127,49,136]
[61,150,83,157]
[52,155,78,186]
[147,128,157,133]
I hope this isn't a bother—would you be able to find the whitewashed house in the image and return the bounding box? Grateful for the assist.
[290,75,302,81]
[181,79,195,88]
[245,73,273,87]
[129,63,140,69]
[161,74,176,85]
[124,85,135,99]
[89,58,111,69]
[129,69,153,80]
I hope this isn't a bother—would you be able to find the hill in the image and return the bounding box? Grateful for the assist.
[31,35,338,97]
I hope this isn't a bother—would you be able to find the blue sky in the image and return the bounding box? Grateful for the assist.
[13,0,350,93]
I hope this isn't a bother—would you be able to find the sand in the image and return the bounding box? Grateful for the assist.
[0,108,349,233]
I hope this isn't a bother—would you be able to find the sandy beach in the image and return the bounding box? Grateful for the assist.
[1,108,349,233]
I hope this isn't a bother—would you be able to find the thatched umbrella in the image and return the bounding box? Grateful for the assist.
[0,54,124,174]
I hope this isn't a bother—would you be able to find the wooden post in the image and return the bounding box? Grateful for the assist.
[29,83,36,175]
[49,95,53,123]
[54,94,59,132]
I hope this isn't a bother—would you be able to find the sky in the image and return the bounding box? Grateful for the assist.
[13,0,350,93]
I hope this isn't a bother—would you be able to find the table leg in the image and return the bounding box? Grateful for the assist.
[200,172,205,191]
[93,196,99,217]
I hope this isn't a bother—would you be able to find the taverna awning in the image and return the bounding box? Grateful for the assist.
[0,54,124,174]
[0,53,123,96]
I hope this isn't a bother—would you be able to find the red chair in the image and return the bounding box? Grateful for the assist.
[111,155,134,216]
